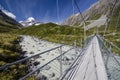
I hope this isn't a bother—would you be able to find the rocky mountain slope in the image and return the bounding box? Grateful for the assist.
[0,10,22,32]
[63,0,120,26]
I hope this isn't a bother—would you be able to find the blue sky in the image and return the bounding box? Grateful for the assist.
[0,0,98,23]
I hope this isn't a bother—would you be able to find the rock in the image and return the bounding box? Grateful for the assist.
[49,73,55,78]
[30,51,34,54]
[37,75,48,80]
[33,61,40,66]
[44,65,51,70]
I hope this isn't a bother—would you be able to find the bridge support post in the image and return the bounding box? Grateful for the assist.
[74,40,78,55]
[104,18,109,36]
[59,46,63,76]
[104,40,106,46]
[84,22,86,47]
[109,42,112,53]
[81,39,82,48]
[97,26,98,35]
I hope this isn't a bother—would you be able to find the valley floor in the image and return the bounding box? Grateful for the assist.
[20,35,81,79]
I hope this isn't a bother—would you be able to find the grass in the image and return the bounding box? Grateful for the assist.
[0,3,119,79]
[0,33,33,80]
[0,33,19,63]
[16,23,85,46]
[0,19,19,32]
[1,22,84,79]
[16,19,120,55]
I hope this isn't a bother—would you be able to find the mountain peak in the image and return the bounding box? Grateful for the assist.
[26,17,35,22]
[19,17,42,27]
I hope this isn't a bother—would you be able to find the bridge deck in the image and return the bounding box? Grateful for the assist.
[69,36,108,80]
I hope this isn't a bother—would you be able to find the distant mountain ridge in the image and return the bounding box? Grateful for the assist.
[19,17,42,27]
[0,10,22,32]
[63,0,120,26]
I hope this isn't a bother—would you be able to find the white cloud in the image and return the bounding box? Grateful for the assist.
[2,10,16,19]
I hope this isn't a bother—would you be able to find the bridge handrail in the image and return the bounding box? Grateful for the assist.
[67,36,96,80]
[60,36,95,80]
[98,35,120,51]
[0,45,64,70]
[61,49,86,80]
[97,35,120,66]
[19,47,74,80]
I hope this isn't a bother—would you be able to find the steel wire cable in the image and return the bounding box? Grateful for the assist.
[115,11,120,32]
[19,47,74,80]
[0,45,64,70]
[103,0,118,36]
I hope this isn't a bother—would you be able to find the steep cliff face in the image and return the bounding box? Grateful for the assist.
[63,0,120,26]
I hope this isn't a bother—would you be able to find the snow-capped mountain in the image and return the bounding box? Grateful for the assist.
[19,17,42,27]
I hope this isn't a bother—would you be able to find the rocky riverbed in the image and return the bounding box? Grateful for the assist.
[19,35,81,80]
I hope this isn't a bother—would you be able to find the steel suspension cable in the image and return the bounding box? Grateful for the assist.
[97,35,120,66]
[66,37,95,80]
[74,0,87,45]
[104,0,118,36]
[73,0,86,25]
[56,0,60,24]
[0,45,64,70]
[115,11,120,32]
[72,0,75,15]
[19,47,74,80]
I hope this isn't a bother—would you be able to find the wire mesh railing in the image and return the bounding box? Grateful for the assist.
[97,35,120,80]
[0,40,82,80]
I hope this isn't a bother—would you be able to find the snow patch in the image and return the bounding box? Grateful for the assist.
[2,10,16,19]
[19,17,42,27]
[26,17,35,22]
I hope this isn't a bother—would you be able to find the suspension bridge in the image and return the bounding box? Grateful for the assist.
[0,34,120,80]
[0,0,120,80]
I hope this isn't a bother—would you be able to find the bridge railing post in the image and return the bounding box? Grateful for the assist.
[104,40,106,47]
[84,22,86,47]
[81,39,82,48]
[74,40,77,54]
[59,46,63,76]
[109,42,112,53]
